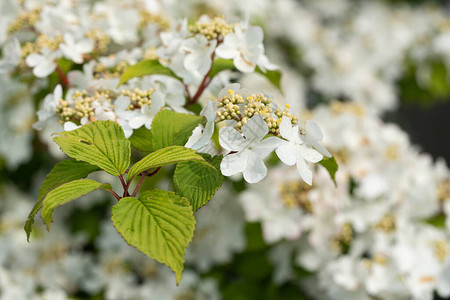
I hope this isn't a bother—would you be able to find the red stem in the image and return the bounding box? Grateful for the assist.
[105,189,121,201]
[55,64,69,87]
[131,167,162,197]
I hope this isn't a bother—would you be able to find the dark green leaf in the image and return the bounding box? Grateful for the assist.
[118,60,181,87]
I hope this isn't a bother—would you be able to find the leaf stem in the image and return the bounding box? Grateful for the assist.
[55,63,69,87]
[119,174,129,197]
[132,167,161,197]
[105,189,121,201]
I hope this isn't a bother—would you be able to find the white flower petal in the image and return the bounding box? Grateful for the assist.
[305,120,323,141]
[253,136,282,158]
[275,142,297,166]
[245,26,264,46]
[296,157,313,185]
[215,44,238,59]
[190,121,214,150]
[279,116,293,141]
[298,145,323,163]
[242,115,268,144]
[221,150,249,176]
[234,54,256,73]
[243,152,267,183]
[219,126,247,151]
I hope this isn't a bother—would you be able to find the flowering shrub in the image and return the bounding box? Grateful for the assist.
[0,0,449,299]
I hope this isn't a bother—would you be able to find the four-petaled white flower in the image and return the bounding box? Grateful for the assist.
[25,48,62,78]
[59,33,94,64]
[181,35,217,76]
[33,84,63,130]
[276,116,323,185]
[219,115,282,183]
[215,25,264,73]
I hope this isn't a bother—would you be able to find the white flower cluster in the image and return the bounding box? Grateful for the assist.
[239,102,450,300]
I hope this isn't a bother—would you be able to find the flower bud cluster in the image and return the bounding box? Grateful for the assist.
[56,88,153,124]
[331,223,353,253]
[120,88,154,109]
[216,89,244,121]
[85,29,111,55]
[216,89,298,135]
[279,181,313,213]
[139,11,169,30]
[189,16,234,40]
[56,90,112,123]
[93,61,130,79]
[21,35,63,58]
[7,8,41,33]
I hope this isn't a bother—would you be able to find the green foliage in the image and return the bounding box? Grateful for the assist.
[399,59,450,107]
[209,58,235,78]
[111,190,195,284]
[129,126,154,152]
[423,214,446,229]
[256,67,282,91]
[127,146,208,181]
[151,110,204,150]
[319,157,338,186]
[25,160,99,241]
[173,154,223,211]
[41,179,111,230]
[53,121,131,176]
[118,60,181,86]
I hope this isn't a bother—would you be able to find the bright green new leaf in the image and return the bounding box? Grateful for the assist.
[256,67,282,91]
[129,126,154,152]
[25,160,100,241]
[319,156,338,187]
[127,146,208,181]
[53,120,131,176]
[209,58,235,79]
[41,179,111,230]
[174,154,223,211]
[151,110,203,150]
[111,190,195,284]
[118,60,181,87]
[423,214,446,229]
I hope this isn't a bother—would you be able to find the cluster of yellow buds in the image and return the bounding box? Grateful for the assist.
[216,90,300,135]
[438,180,450,204]
[189,16,234,40]
[279,181,313,213]
[93,61,130,79]
[8,8,41,33]
[433,240,450,263]
[120,88,154,109]
[139,11,169,30]
[332,223,353,254]
[85,29,111,55]
[56,90,113,123]
[374,214,396,233]
[216,89,244,122]
[21,35,63,58]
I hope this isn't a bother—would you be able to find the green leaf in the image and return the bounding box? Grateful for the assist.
[151,110,203,150]
[41,179,111,230]
[25,160,100,241]
[319,157,338,187]
[118,60,181,87]
[129,126,153,152]
[423,214,446,229]
[127,146,208,181]
[209,58,235,79]
[256,67,282,91]
[53,120,131,176]
[111,190,195,284]
[173,154,223,211]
